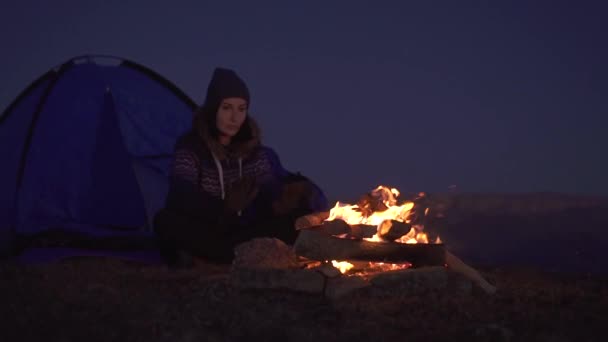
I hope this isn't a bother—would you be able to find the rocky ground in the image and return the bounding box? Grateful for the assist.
[1,256,606,342]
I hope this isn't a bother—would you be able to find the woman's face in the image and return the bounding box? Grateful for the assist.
[216,97,248,139]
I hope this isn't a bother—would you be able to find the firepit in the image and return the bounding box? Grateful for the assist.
[295,186,445,269]
[231,186,496,298]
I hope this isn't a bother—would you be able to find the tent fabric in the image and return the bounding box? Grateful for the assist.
[0,56,196,258]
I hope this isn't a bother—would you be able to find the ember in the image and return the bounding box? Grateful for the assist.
[329,260,413,275]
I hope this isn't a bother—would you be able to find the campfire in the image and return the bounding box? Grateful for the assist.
[231,186,497,298]
[326,186,438,244]
[294,185,446,275]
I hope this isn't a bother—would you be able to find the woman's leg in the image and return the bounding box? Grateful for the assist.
[248,213,301,245]
[153,208,235,264]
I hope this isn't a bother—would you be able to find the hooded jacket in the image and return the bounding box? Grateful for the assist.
[163,68,328,227]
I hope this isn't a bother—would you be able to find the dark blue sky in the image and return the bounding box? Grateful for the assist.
[1,1,607,201]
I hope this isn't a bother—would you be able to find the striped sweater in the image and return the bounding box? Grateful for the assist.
[164,131,327,226]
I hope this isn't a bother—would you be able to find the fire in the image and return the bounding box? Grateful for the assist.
[368,261,412,272]
[325,185,440,244]
[331,260,354,273]
[329,260,411,274]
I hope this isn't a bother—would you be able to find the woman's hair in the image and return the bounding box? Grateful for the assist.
[192,103,254,145]
[192,67,258,156]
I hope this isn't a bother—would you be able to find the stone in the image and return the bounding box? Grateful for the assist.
[230,268,326,294]
[232,238,299,270]
[325,276,370,299]
[368,266,448,296]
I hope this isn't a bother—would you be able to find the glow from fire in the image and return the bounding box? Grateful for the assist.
[325,185,440,244]
[331,260,354,273]
[329,260,413,274]
[368,262,412,272]
[326,201,414,226]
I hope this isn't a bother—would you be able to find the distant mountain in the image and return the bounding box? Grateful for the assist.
[426,192,608,219]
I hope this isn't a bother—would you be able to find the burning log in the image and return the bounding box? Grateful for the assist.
[306,220,377,239]
[356,192,389,217]
[408,194,430,226]
[294,228,445,266]
[347,224,377,239]
[377,220,412,241]
[315,219,351,236]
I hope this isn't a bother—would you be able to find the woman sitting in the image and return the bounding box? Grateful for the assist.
[154,67,328,265]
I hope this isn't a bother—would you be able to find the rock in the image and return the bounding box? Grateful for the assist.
[311,263,342,278]
[232,238,299,270]
[474,323,513,342]
[325,276,370,299]
[447,271,473,295]
[230,268,326,294]
[368,266,448,296]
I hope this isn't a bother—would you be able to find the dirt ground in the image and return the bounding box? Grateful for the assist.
[1,257,606,342]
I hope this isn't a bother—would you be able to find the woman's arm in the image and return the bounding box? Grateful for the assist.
[164,146,226,224]
[260,147,330,216]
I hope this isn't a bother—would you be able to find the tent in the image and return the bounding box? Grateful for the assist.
[0,55,196,260]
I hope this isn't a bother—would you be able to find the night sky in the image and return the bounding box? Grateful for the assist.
[1,1,607,202]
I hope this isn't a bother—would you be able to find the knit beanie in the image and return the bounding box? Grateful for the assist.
[203,67,250,111]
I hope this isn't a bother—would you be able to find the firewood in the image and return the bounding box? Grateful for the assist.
[294,211,330,230]
[407,201,429,226]
[347,224,377,239]
[445,251,497,295]
[356,193,388,217]
[311,221,376,239]
[294,228,445,266]
[317,219,351,236]
[378,220,412,241]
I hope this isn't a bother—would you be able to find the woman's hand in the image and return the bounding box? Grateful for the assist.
[272,180,314,216]
[223,176,259,213]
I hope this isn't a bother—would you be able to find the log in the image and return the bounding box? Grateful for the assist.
[356,193,388,217]
[347,224,377,239]
[307,220,377,239]
[445,251,496,295]
[378,220,413,241]
[294,228,445,266]
[316,219,351,236]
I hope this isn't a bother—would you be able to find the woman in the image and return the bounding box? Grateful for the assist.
[154,67,328,265]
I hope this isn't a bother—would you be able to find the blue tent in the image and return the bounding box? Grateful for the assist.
[0,55,196,260]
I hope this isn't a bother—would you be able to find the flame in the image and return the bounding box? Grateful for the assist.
[368,262,412,271]
[331,260,354,273]
[329,260,411,275]
[326,186,439,244]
